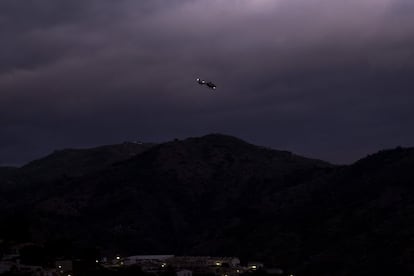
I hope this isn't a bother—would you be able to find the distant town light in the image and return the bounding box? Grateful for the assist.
[161,263,167,268]
[252,265,257,269]
[215,262,221,266]
[58,265,62,269]
[236,270,240,273]
[96,260,99,263]
[116,256,121,260]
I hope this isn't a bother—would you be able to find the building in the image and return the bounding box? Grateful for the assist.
[167,256,241,275]
[123,255,175,272]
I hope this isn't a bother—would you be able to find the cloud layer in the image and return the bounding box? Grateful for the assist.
[1,0,414,165]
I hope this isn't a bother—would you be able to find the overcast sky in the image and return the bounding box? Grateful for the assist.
[1,0,414,165]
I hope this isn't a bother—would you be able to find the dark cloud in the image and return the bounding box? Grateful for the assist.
[1,0,414,165]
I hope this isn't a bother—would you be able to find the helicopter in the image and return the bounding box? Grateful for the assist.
[196,78,217,90]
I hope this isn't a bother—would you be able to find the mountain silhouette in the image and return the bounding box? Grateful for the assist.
[1,134,413,275]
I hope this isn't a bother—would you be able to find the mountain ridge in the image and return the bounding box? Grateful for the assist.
[1,134,414,275]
